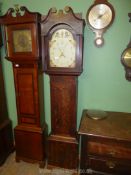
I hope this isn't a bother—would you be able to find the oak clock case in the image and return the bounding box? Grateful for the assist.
[0,27,14,165]
[86,0,115,47]
[0,6,47,166]
[41,7,85,169]
[121,13,131,81]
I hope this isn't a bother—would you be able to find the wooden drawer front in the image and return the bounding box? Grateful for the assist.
[88,141,131,160]
[88,156,131,174]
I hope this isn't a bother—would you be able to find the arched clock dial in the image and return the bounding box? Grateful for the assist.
[49,29,76,68]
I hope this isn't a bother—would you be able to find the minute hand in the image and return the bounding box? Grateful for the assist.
[95,12,106,21]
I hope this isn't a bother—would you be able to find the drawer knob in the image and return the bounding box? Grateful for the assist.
[15,64,19,67]
[108,150,116,156]
[106,161,116,169]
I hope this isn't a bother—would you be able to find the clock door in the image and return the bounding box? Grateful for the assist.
[13,63,40,126]
[51,76,77,136]
[6,23,39,61]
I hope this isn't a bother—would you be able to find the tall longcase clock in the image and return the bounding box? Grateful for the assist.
[0,6,47,166]
[41,7,85,169]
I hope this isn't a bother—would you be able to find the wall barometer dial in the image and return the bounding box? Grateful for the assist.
[86,0,115,47]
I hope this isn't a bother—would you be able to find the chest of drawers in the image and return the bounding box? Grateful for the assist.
[78,110,131,175]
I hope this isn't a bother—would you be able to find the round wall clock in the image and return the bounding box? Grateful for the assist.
[86,0,115,47]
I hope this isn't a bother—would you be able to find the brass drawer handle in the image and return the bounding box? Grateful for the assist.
[106,161,116,169]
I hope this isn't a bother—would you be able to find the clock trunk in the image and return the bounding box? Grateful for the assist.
[48,75,79,169]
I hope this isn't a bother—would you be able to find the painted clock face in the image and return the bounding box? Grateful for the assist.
[49,29,76,68]
[13,29,32,52]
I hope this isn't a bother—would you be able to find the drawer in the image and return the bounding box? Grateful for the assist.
[88,141,131,159]
[88,156,131,174]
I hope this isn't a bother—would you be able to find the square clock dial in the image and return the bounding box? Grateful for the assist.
[13,29,32,52]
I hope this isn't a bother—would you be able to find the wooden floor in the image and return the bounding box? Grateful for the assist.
[0,152,75,175]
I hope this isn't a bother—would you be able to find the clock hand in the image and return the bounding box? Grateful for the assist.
[59,51,65,58]
[94,12,106,21]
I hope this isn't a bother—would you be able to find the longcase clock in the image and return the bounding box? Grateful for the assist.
[0,26,14,165]
[0,6,47,166]
[41,7,85,169]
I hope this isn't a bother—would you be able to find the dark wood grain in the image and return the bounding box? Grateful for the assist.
[50,76,77,136]
[79,110,131,175]
[48,135,78,169]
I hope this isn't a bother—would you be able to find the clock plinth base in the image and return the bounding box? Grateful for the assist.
[47,134,79,170]
[14,124,47,167]
[0,119,14,165]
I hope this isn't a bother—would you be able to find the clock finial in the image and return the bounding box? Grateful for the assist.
[14,4,20,16]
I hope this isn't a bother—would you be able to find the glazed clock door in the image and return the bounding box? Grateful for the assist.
[6,23,39,61]
[13,63,40,126]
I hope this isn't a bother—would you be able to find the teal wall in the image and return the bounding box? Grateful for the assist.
[0,0,131,131]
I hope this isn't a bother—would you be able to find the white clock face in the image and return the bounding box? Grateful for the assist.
[49,29,76,68]
[88,4,112,29]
